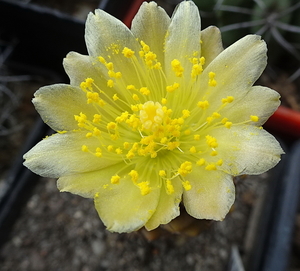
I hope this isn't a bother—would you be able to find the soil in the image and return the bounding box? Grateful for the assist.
[0,175,265,271]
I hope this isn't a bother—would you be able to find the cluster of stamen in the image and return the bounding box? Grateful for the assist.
[73,40,260,196]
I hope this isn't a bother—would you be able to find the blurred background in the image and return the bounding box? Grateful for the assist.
[0,0,300,270]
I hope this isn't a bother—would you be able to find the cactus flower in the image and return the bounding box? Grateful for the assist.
[23,1,283,233]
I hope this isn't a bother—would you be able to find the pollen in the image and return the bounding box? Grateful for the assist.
[95,148,102,157]
[191,64,203,78]
[122,47,135,58]
[153,62,161,69]
[178,161,192,176]
[131,105,140,112]
[166,179,174,194]
[126,151,135,159]
[132,94,139,101]
[86,132,92,138]
[98,56,105,63]
[107,122,117,130]
[159,170,166,177]
[137,181,151,196]
[205,164,217,171]
[167,141,180,150]
[129,170,139,182]
[197,158,205,166]
[225,121,232,128]
[171,59,184,77]
[250,115,259,122]
[80,78,94,91]
[123,142,130,149]
[75,112,87,127]
[200,56,205,65]
[208,71,217,86]
[81,145,89,152]
[217,159,223,166]
[210,150,218,156]
[106,62,114,70]
[145,52,157,61]
[189,146,197,153]
[206,135,218,148]
[106,145,113,152]
[140,87,150,95]
[115,148,122,154]
[112,93,119,100]
[221,118,228,124]
[107,80,114,88]
[111,175,120,184]
[86,91,100,104]
[93,114,101,123]
[222,96,235,103]
[182,180,192,191]
[194,134,200,140]
[93,127,101,136]
[166,82,180,93]
[212,112,221,118]
[184,129,191,135]
[182,109,190,118]
[140,40,150,52]
[127,84,136,91]
[197,100,209,109]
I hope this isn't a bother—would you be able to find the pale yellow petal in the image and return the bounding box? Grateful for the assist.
[85,9,144,88]
[198,35,267,107]
[57,163,124,198]
[63,52,106,87]
[94,168,160,233]
[23,132,119,178]
[145,178,182,231]
[200,26,223,67]
[211,125,284,175]
[33,84,89,131]
[183,168,235,220]
[85,9,139,58]
[131,2,170,68]
[222,86,280,125]
[165,1,201,79]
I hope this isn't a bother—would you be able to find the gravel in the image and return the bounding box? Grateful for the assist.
[0,175,263,271]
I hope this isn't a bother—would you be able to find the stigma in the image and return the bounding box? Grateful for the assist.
[140,101,164,132]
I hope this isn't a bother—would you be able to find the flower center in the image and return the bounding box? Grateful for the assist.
[140,101,164,132]
[72,40,261,196]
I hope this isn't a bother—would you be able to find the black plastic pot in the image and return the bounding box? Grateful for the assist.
[0,0,138,246]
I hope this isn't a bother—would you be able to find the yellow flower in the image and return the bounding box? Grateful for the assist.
[23,1,283,233]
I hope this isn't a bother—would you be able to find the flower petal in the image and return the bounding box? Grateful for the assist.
[57,163,124,198]
[85,9,147,89]
[33,84,89,131]
[94,168,160,233]
[131,2,170,67]
[198,35,267,107]
[200,26,223,67]
[23,132,118,178]
[211,125,283,175]
[85,9,139,58]
[183,168,235,220]
[145,178,182,231]
[165,1,201,78]
[222,86,280,125]
[63,52,105,86]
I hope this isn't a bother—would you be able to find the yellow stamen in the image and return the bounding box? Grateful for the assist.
[111,175,120,184]
[250,115,259,122]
